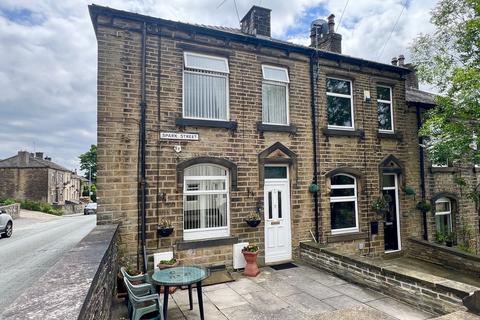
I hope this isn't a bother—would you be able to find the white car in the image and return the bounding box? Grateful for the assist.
[84,203,97,215]
[0,209,13,238]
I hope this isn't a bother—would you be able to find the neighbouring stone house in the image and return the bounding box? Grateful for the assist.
[89,4,479,268]
[0,151,83,206]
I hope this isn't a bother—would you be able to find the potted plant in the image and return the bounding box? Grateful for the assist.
[117,257,141,297]
[416,200,432,213]
[371,195,389,218]
[404,186,416,197]
[434,231,445,245]
[157,258,179,269]
[242,244,260,277]
[245,212,261,227]
[445,232,455,247]
[157,219,174,237]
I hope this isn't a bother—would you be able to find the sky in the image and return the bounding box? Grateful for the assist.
[0,0,438,171]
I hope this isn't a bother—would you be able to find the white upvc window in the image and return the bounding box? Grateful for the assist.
[183,164,230,240]
[183,52,229,121]
[330,174,359,234]
[326,78,354,130]
[377,86,394,133]
[435,197,452,234]
[262,65,289,125]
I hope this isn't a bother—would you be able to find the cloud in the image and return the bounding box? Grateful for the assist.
[0,0,438,170]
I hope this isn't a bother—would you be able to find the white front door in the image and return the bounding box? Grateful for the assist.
[264,178,292,264]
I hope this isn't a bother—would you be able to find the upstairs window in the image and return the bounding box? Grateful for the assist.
[183,52,229,121]
[183,164,229,240]
[435,198,452,235]
[326,78,354,129]
[377,86,394,132]
[330,174,358,234]
[262,65,289,125]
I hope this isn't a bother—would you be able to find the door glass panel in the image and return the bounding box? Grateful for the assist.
[265,166,287,179]
[382,174,395,188]
[268,191,273,219]
[278,191,282,219]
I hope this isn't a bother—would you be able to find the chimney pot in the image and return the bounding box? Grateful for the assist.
[327,14,335,33]
[397,54,405,66]
[240,6,271,37]
[391,57,398,66]
[45,156,52,161]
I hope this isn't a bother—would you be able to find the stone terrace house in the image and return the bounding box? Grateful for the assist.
[0,151,83,205]
[89,4,479,269]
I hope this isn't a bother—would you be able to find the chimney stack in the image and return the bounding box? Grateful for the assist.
[310,14,342,53]
[240,6,271,37]
[35,152,44,159]
[18,151,30,166]
[393,54,419,89]
[397,54,405,66]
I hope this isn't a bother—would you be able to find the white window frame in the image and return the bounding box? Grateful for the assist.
[330,174,359,234]
[262,65,290,126]
[182,52,230,121]
[183,164,230,240]
[377,85,394,133]
[435,197,453,233]
[326,77,355,130]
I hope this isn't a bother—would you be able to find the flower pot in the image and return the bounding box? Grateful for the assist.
[157,227,174,237]
[246,219,261,227]
[242,251,260,277]
[445,240,453,247]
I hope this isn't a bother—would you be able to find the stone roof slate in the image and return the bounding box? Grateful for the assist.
[406,88,437,107]
[0,154,70,171]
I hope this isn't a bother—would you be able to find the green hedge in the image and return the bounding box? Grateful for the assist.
[0,198,63,216]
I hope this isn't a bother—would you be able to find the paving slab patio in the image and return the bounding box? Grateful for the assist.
[112,262,480,319]
[165,263,440,320]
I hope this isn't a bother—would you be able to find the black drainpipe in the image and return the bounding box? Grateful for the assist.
[416,105,428,240]
[310,53,320,242]
[139,22,148,273]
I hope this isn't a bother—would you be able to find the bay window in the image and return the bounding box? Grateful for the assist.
[326,78,354,129]
[377,86,394,132]
[262,65,289,125]
[183,164,229,240]
[183,52,229,121]
[330,174,358,233]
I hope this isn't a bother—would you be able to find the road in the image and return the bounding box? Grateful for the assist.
[0,211,96,312]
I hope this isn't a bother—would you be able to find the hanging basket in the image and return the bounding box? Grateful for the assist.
[308,183,319,193]
[246,219,261,228]
[157,227,174,237]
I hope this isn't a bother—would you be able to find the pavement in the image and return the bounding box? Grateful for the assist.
[0,209,96,312]
[114,263,480,320]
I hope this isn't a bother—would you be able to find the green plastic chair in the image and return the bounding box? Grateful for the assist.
[120,267,156,294]
[124,277,164,320]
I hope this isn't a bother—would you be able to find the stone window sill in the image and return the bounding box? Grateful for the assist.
[377,131,403,141]
[327,232,369,243]
[257,122,297,134]
[322,128,365,139]
[176,236,238,250]
[175,118,238,130]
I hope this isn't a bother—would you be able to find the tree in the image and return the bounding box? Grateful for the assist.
[79,144,97,183]
[410,0,480,165]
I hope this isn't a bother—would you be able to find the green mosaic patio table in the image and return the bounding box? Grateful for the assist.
[151,266,210,320]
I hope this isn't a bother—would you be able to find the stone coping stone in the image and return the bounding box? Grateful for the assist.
[300,241,480,299]
[409,238,480,263]
[1,224,119,320]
